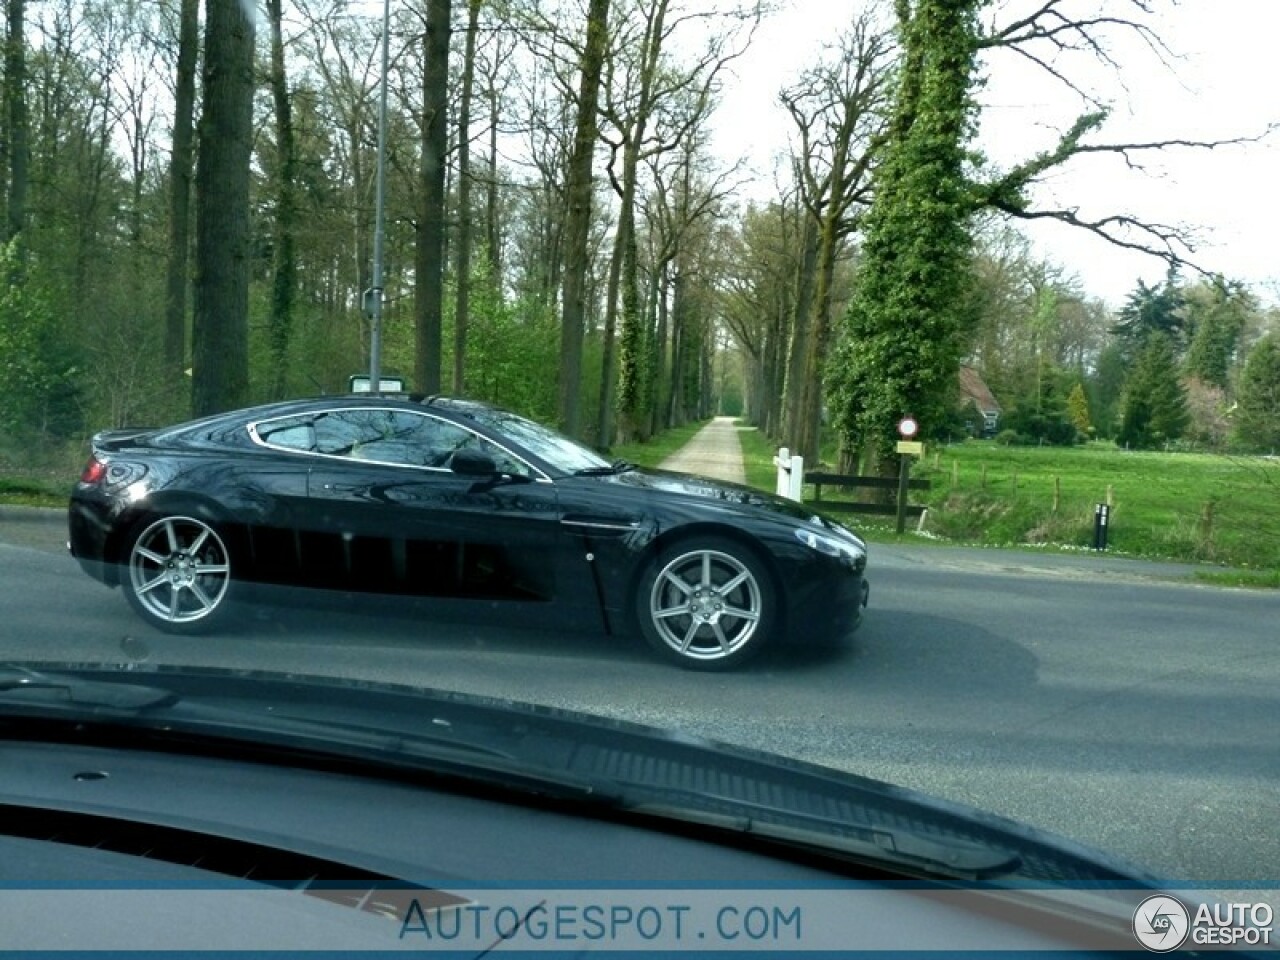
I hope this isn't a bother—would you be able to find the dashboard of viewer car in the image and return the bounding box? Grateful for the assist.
[1,735,1155,954]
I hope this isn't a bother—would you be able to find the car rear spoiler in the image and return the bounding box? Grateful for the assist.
[92,428,157,452]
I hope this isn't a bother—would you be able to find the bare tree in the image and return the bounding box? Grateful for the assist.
[779,15,892,460]
[972,0,1276,268]
[598,0,762,444]
[641,132,738,434]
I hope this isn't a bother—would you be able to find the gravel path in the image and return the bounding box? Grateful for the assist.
[657,417,747,485]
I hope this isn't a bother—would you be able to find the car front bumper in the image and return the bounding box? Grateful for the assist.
[784,561,868,645]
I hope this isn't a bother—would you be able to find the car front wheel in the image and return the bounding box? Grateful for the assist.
[122,514,235,634]
[636,537,777,670]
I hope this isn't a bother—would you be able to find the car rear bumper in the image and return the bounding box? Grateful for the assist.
[68,493,119,587]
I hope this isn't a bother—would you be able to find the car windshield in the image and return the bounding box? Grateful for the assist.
[2,0,1279,949]
[453,405,611,475]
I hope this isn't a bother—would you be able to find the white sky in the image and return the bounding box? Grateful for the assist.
[711,0,1280,307]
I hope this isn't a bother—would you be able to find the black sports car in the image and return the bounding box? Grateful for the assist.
[67,396,868,669]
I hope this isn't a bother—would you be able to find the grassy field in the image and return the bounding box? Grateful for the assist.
[735,424,1280,570]
[0,475,68,508]
[911,442,1280,569]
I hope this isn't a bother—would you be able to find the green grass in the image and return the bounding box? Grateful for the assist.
[911,442,1280,569]
[733,420,781,492]
[0,475,68,508]
[1194,569,1280,589]
[610,419,711,470]
[734,425,1280,573]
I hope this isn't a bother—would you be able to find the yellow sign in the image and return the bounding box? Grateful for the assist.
[896,441,924,456]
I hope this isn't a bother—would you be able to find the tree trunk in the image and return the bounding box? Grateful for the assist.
[4,0,28,249]
[784,216,818,446]
[453,0,482,393]
[615,0,669,443]
[192,0,255,417]
[267,0,297,400]
[645,260,668,437]
[799,190,846,462]
[556,0,611,436]
[699,333,713,419]
[596,205,626,447]
[415,0,451,395]
[485,80,501,286]
[759,317,778,434]
[666,266,687,426]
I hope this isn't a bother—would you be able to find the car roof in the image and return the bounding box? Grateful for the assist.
[152,395,506,443]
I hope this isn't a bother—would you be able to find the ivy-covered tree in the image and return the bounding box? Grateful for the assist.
[828,0,980,467]
[1234,334,1280,453]
[1117,333,1188,450]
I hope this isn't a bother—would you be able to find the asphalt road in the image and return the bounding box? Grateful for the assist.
[1,509,1277,885]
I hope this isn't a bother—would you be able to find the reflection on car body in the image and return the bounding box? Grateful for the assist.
[67,396,869,670]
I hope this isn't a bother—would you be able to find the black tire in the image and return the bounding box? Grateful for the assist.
[121,513,237,635]
[634,535,778,671]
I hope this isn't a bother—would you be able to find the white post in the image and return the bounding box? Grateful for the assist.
[774,447,790,498]
[788,454,804,502]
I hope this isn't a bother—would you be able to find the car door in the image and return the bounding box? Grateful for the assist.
[299,408,566,605]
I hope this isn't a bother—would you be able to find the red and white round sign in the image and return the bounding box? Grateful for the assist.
[897,416,919,439]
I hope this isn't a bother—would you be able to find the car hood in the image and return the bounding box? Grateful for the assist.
[599,467,821,524]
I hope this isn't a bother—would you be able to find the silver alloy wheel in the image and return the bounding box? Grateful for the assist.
[128,516,231,624]
[648,548,763,662]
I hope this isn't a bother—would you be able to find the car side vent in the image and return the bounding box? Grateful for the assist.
[0,804,469,920]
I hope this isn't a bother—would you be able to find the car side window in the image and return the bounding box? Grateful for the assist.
[314,410,400,459]
[441,427,532,477]
[254,415,316,452]
[311,409,531,476]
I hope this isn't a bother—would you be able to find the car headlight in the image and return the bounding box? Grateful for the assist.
[794,527,867,568]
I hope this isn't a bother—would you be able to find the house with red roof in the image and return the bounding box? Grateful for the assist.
[958,365,1001,437]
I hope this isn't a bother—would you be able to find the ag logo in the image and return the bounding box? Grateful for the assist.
[1133,895,1190,952]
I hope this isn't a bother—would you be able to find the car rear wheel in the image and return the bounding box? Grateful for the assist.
[122,514,235,634]
[636,537,777,670]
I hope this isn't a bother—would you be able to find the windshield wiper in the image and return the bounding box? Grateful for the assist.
[573,459,635,477]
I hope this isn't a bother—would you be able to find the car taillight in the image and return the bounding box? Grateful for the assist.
[80,456,107,485]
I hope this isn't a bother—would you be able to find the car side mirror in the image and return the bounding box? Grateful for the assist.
[450,447,498,476]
